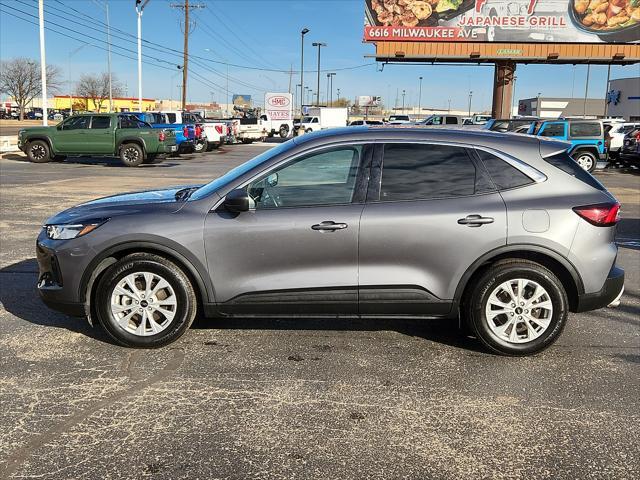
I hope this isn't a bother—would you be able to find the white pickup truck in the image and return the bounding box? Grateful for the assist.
[259,113,293,138]
[161,110,227,152]
[227,118,266,144]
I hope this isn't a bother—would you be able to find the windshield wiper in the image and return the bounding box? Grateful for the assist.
[174,186,199,201]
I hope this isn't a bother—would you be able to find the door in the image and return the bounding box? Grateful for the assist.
[204,144,372,315]
[84,116,113,154]
[54,115,90,153]
[358,143,507,315]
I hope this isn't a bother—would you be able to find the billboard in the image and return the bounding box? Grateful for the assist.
[264,93,293,121]
[364,1,640,44]
[357,95,382,106]
[232,95,252,107]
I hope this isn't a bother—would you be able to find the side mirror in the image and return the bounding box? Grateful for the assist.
[223,188,254,213]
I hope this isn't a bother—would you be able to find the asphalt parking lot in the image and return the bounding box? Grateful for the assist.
[1,146,638,480]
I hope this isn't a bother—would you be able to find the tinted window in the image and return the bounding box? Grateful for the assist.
[380,144,478,201]
[247,146,361,209]
[445,116,459,125]
[119,116,147,129]
[569,122,601,137]
[165,113,177,124]
[476,150,534,190]
[539,123,565,137]
[544,152,605,191]
[90,116,111,129]
[62,116,89,130]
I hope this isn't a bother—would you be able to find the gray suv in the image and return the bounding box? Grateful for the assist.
[36,128,624,355]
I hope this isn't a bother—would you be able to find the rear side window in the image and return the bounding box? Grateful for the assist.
[90,116,111,129]
[476,150,534,190]
[445,117,458,125]
[165,113,177,124]
[380,144,484,201]
[544,152,605,191]
[569,122,601,137]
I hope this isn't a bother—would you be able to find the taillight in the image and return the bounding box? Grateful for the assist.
[635,132,640,141]
[215,125,223,134]
[573,202,620,227]
[158,131,166,142]
[195,126,202,137]
[183,126,189,137]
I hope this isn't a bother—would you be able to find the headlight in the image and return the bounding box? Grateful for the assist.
[45,220,107,240]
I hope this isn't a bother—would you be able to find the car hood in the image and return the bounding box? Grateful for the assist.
[44,185,202,225]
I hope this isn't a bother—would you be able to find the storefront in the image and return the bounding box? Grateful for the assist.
[606,77,640,121]
[53,96,156,112]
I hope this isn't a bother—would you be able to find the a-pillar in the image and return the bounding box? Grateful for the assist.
[492,61,516,119]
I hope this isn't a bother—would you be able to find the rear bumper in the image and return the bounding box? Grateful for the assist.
[575,266,624,313]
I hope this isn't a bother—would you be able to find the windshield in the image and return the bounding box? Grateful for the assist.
[390,115,409,121]
[189,140,295,201]
[302,116,314,123]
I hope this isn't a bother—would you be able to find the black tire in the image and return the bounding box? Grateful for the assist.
[194,140,208,153]
[572,150,597,173]
[305,128,313,134]
[119,143,144,167]
[142,154,160,164]
[26,140,51,163]
[279,124,290,138]
[465,259,568,356]
[94,253,197,348]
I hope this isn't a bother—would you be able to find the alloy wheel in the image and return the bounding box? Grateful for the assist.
[110,272,177,336]
[31,144,46,160]
[576,154,594,171]
[484,278,553,344]
[123,147,139,162]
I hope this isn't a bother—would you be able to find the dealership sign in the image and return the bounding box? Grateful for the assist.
[364,0,640,44]
[264,93,293,121]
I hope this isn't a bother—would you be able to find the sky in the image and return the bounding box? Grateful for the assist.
[0,0,638,112]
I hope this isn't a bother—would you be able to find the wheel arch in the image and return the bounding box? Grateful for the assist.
[25,136,54,155]
[569,145,599,157]
[455,245,584,313]
[117,137,147,156]
[81,241,213,315]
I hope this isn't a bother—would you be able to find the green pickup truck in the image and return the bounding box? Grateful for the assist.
[18,113,178,167]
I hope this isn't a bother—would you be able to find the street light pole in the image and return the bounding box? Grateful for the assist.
[401,89,406,114]
[468,91,473,117]
[92,1,113,112]
[300,28,309,115]
[583,65,591,118]
[327,72,335,106]
[418,76,423,118]
[536,91,542,116]
[135,0,151,112]
[312,42,326,107]
[38,0,48,126]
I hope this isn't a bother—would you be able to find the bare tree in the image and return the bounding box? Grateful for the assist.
[75,72,122,113]
[0,57,62,121]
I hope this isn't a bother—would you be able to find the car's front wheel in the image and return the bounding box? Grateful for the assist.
[95,253,197,348]
[465,260,568,356]
[26,140,51,163]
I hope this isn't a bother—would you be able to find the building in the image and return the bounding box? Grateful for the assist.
[606,77,640,121]
[53,95,156,112]
[518,97,605,119]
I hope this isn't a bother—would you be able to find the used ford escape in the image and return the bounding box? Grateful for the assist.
[37,128,624,355]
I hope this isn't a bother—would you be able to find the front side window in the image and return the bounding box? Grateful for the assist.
[569,122,602,138]
[247,146,362,209]
[379,144,480,201]
[539,123,565,137]
[90,116,111,129]
[61,116,89,130]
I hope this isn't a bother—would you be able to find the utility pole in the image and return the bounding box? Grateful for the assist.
[583,64,591,118]
[418,76,423,118]
[170,1,206,110]
[327,72,335,106]
[312,42,326,107]
[38,0,48,126]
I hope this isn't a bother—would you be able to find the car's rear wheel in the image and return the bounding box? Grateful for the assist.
[572,150,597,172]
[27,140,51,163]
[120,143,144,167]
[279,125,290,138]
[465,260,568,356]
[95,253,197,348]
[194,140,207,153]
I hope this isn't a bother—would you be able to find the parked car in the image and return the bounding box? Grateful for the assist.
[484,118,538,133]
[528,120,606,172]
[348,120,383,126]
[387,114,411,125]
[607,123,640,158]
[259,112,294,138]
[621,127,640,158]
[136,111,196,154]
[18,113,177,167]
[415,114,464,126]
[36,127,623,355]
[470,114,492,125]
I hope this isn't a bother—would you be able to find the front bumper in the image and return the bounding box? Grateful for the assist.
[575,266,624,313]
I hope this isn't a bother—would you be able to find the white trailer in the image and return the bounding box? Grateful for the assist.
[300,107,348,133]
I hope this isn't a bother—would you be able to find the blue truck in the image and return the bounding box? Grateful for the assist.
[528,119,606,173]
[131,112,196,154]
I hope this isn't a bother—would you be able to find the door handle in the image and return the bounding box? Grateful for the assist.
[311,221,348,231]
[457,214,494,227]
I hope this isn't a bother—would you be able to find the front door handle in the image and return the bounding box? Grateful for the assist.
[457,214,494,227]
[311,221,348,231]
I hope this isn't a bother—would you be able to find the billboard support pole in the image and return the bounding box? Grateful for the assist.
[492,61,516,119]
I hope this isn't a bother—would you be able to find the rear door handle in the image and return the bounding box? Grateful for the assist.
[457,214,494,227]
[311,221,348,231]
